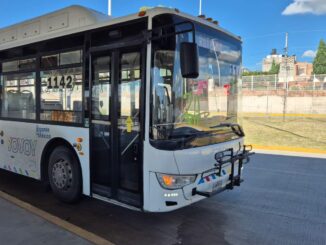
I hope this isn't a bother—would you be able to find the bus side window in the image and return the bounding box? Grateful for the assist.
[40,67,83,123]
[0,72,36,120]
[40,50,83,124]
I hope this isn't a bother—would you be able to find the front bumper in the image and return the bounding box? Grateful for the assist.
[145,145,254,212]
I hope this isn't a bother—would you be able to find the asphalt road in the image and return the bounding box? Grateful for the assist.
[0,153,325,245]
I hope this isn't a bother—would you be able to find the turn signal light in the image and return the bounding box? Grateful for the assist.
[162,175,174,187]
[156,173,197,190]
[138,11,146,17]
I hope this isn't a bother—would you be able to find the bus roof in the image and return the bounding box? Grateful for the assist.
[0,5,241,52]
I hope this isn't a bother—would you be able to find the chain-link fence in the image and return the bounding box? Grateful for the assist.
[242,74,326,91]
[240,74,326,152]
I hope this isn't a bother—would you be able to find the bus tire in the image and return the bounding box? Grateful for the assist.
[48,146,82,203]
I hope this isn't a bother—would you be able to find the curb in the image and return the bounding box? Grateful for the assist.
[252,145,326,155]
[0,191,115,245]
[252,145,326,159]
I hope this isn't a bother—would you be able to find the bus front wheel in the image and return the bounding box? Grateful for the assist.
[48,146,82,203]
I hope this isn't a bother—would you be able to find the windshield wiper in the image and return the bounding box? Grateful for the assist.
[210,123,245,137]
[170,130,210,139]
[173,131,214,148]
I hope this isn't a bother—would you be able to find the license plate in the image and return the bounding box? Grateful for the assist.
[212,180,223,191]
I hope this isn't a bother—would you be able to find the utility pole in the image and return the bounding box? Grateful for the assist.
[285,32,289,92]
[108,0,112,16]
[199,0,202,15]
[283,32,289,121]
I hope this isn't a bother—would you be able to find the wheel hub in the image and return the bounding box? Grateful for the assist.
[52,159,73,190]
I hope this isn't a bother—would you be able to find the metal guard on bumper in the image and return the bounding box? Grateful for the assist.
[192,145,255,198]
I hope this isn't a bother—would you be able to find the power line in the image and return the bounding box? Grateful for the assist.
[290,29,326,34]
[244,32,285,40]
[244,29,326,40]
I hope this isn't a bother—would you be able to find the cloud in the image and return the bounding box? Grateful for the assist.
[302,50,317,58]
[282,0,326,15]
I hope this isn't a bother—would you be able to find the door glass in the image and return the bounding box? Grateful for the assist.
[118,52,141,192]
[91,55,112,187]
[92,56,111,120]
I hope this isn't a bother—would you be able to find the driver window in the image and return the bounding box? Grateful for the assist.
[152,51,174,126]
[0,71,36,120]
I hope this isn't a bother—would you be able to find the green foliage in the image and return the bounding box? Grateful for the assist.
[242,71,270,76]
[269,60,280,74]
[243,60,280,76]
[313,39,326,74]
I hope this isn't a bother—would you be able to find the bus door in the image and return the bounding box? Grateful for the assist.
[90,46,144,207]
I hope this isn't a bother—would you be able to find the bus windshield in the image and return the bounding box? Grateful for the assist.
[151,15,242,150]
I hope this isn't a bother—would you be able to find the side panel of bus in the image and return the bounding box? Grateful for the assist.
[0,120,90,195]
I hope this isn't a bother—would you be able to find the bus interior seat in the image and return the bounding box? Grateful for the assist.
[73,101,82,111]
[6,90,34,118]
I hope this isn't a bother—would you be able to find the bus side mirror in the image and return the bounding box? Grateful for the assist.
[180,42,199,78]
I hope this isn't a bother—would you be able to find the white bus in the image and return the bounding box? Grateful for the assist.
[0,5,253,212]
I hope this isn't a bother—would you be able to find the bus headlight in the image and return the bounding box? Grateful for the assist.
[156,173,196,190]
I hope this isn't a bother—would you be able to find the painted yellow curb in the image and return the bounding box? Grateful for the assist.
[240,112,326,118]
[0,191,114,245]
[252,144,326,155]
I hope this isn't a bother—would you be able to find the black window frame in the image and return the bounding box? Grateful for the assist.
[40,49,83,70]
[39,48,84,125]
[0,55,38,122]
[149,13,243,151]
[0,16,149,129]
[0,37,86,127]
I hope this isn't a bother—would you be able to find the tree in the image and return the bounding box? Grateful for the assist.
[313,39,326,74]
[269,60,280,74]
[242,71,270,76]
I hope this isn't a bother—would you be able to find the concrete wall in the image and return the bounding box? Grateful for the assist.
[242,95,326,115]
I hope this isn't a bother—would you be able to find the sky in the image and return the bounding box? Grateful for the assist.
[0,0,326,71]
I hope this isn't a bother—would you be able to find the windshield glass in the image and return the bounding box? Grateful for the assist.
[151,15,242,150]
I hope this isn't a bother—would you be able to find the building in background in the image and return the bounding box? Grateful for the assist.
[262,49,283,72]
[242,67,251,74]
[295,62,313,81]
[262,49,314,82]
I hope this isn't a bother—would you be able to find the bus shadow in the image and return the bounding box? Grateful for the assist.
[0,169,230,245]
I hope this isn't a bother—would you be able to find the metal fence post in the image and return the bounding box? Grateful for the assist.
[251,75,254,91]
